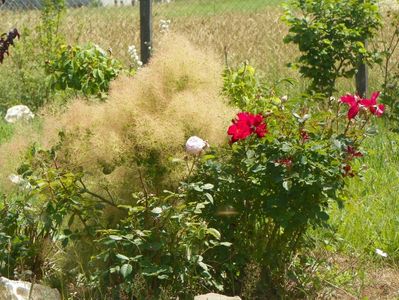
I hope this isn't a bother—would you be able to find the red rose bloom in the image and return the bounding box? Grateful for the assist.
[347,146,363,158]
[228,112,267,143]
[300,130,310,143]
[343,164,355,177]
[340,92,384,119]
[275,158,293,168]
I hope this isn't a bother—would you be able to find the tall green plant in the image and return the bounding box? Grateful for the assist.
[0,0,67,112]
[38,0,66,57]
[283,0,381,97]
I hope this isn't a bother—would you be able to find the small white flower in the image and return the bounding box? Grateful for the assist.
[128,45,143,68]
[281,95,288,103]
[185,136,209,155]
[159,19,171,33]
[5,105,34,123]
[376,248,388,257]
[9,174,31,190]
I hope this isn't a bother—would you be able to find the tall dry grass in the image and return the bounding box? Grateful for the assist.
[1,7,297,71]
[1,3,398,93]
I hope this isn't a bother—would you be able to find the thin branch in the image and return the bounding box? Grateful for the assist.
[137,167,149,199]
[78,178,120,209]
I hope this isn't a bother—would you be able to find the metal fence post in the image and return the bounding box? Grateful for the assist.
[356,40,368,97]
[140,0,152,65]
[356,0,368,97]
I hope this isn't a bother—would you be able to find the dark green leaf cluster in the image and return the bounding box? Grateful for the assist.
[92,186,227,298]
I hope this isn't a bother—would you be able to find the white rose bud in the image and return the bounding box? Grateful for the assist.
[185,136,209,155]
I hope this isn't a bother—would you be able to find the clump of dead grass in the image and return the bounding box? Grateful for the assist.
[0,34,235,197]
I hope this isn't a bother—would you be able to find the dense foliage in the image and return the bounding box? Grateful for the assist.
[189,65,384,296]
[46,44,122,98]
[283,0,381,96]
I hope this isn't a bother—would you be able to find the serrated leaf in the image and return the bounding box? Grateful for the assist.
[220,242,232,247]
[109,235,123,241]
[281,143,291,152]
[120,263,133,278]
[204,193,214,204]
[202,183,214,190]
[207,228,221,240]
[116,253,129,261]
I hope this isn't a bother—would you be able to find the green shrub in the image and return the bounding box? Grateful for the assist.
[223,63,293,113]
[91,185,227,298]
[191,65,385,297]
[46,43,122,98]
[0,35,235,297]
[3,138,227,297]
[283,0,381,96]
[0,191,53,280]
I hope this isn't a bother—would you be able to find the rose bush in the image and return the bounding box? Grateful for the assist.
[191,77,383,295]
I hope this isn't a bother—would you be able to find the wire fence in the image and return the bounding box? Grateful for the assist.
[1,0,289,74]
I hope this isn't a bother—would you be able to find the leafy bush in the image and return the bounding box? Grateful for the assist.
[1,136,228,297]
[0,191,55,280]
[91,185,227,298]
[283,0,381,96]
[0,36,235,298]
[191,65,385,297]
[223,63,292,113]
[46,44,122,98]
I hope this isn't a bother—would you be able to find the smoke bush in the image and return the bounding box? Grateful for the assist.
[0,34,235,197]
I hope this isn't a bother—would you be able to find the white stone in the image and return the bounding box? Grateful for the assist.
[185,136,209,155]
[194,293,241,300]
[4,105,34,123]
[0,277,61,300]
